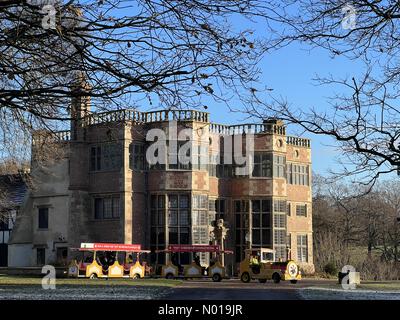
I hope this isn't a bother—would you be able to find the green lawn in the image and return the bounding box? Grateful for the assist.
[0,275,182,287]
[358,281,400,291]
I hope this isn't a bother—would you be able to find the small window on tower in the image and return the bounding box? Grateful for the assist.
[38,208,49,229]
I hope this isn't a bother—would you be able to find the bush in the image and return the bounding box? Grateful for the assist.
[358,257,400,281]
[324,262,338,275]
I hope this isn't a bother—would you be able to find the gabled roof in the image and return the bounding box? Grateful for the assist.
[0,174,28,208]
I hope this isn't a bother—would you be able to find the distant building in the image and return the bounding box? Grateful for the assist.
[8,93,314,273]
[0,175,27,266]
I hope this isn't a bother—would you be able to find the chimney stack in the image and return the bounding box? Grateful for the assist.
[70,72,91,141]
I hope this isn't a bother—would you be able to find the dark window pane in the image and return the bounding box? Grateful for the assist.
[151,196,157,208]
[96,146,101,170]
[37,248,46,265]
[151,210,157,225]
[252,229,260,245]
[158,211,165,225]
[262,213,270,228]
[179,195,189,208]
[252,213,260,227]
[158,231,165,245]
[158,196,165,208]
[38,208,49,229]
[169,227,178,244]
[90,147,96,171]
[94,198,103,219]
[252,200,260,212]
[235,214,241,228]
[179,210,189,226]
[262,229,271,246]
[235,230,241,245]
[235,201,241,213]
[262,200,271,212]
[219,200,225,213]
[180,228,190,244]
[235,247,242,263]
[150,228,157,245]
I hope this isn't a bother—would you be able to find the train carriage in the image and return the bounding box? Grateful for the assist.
[155,244,232,282]
[67,243,150,279]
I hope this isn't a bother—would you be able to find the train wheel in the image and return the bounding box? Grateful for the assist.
[240,272,251,283]
[165,273,174,280]
[132,273,141,279]
[89,273,98,279]
[272,273,281,284]
[212,273,222,282]
[290,280,298,284]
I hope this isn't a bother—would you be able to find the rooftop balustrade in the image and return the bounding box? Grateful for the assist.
[32,130,71,145]
[48,109,310,148]
[83,109,209,126]
[286,135,311,148]
[209,123,286,135]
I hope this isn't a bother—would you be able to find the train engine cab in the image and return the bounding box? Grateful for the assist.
[239,248,301,284]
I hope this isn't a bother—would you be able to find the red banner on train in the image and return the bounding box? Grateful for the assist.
[167,244,220,252]
[80,243,142,251]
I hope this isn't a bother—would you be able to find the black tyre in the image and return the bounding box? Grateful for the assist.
[272,273,281,284]
[290,280,298,284]
[89,273,98,279]
[258,279,267,283]
[240,272,251,283]
[212,273,222,282]
[132,273,141,279]
[165,273,174,279]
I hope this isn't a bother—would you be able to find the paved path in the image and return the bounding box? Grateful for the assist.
[165,279,307,300]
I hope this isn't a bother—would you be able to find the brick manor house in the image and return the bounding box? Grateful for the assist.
[8,94,314,274]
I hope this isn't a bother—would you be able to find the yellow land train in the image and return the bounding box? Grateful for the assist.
[67,243,150,279]
[239,248,301,284]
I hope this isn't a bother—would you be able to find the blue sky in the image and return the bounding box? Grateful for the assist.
[203,24,365,177]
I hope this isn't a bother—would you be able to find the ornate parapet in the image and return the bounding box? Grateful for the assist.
[286,136,311,148]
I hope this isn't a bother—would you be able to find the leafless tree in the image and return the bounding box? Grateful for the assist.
[245,0,400,186]
[0,0,273,163]
[375,181,400,262]
[313,175,400,279]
